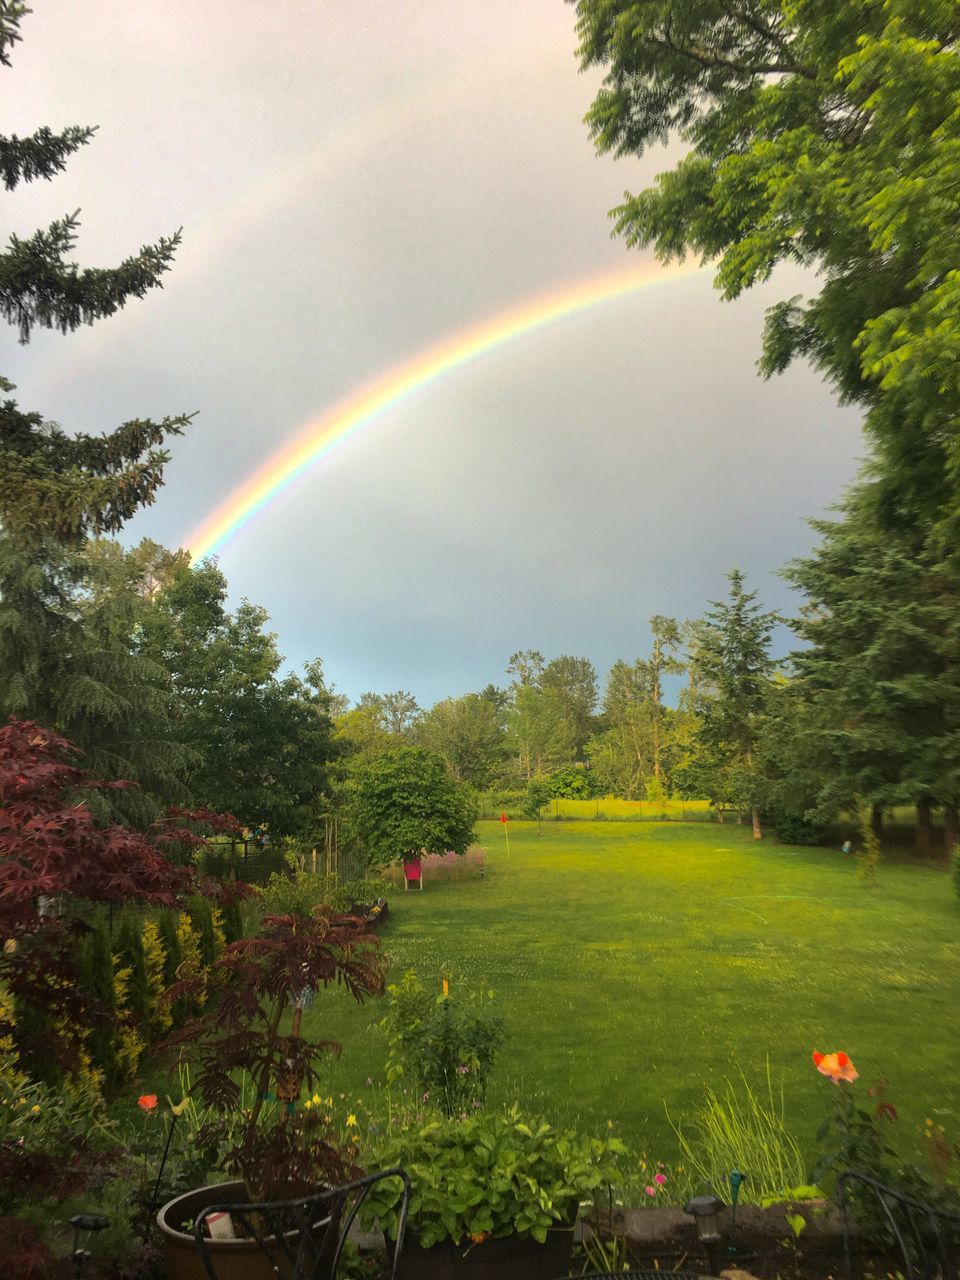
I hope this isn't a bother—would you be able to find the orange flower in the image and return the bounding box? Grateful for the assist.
[812,1051,858,1083]
[442,979,449,997]
[469,1232,488,1245]
[137,1094,158,1111]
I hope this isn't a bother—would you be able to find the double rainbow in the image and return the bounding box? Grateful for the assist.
[186,258,705,561]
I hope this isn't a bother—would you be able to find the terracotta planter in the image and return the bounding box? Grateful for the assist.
[398,1219,575,1280]
[156,1180,314,1280]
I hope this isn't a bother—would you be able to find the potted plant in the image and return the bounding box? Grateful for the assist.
[155,905,385,1280]
[361,1105,625,1280]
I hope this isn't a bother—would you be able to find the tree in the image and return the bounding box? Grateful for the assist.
[137,554,338,836]
[381,690,420,738]
[1,3,186,540]
[783,489,960,853]
[540,655,598,759]
[0,5,191,800]
[348,749,476,870]
[690,570,780,837]
[415,692,506,787]
[573,0,960,530]
[506,683,576,782]
[589,659,654,798]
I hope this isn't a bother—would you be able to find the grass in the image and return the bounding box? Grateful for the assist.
[302,820,960,1171]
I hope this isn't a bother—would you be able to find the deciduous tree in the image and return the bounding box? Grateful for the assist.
[348,748,476,870]
[574,0,960,530]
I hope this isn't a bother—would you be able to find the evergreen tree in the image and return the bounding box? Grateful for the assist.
[114,917,150,1027]
[691,570,780,837]
[783,489,960,853]
[0,5,190,803]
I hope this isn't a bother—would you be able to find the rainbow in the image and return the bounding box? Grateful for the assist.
[186,258,707,561]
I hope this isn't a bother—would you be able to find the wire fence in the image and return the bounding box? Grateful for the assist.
[476,796,718,822]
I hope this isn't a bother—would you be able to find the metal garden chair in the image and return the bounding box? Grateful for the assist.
[194,1167,410,1280]
[837,1170,960,1280]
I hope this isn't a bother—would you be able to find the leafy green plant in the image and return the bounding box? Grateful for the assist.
[811,1060,897,1194]
[951,843,960,905]
[362,1105,625,1248]
[670,1062,806,1203]
[381,969,503,1117]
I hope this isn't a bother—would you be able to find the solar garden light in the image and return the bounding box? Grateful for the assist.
[70,1214,110,1278]
[683,1194,725,1276]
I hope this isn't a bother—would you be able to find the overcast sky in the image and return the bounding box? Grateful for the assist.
[6,2,865,707]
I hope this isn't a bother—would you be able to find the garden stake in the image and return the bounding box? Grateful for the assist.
[150,1110,180,1214]
[728,1169,746,1260]
[500,810,510,856]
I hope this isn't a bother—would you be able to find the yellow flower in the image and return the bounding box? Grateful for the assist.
[168,1096,190,1117]
[30,1104,40,1114]
[313,1093,322,1105]
[347,1113,357,1128]
[304,1099,313,1109]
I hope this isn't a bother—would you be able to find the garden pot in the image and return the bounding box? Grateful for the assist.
[157,1180,325,1280]
[398,1220,575,1280]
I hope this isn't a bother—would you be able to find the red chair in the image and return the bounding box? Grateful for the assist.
[402,858,423,891]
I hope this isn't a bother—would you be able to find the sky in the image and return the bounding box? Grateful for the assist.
[5,1,866,708]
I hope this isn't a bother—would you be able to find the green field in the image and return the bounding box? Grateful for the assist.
[307,820,960,1165]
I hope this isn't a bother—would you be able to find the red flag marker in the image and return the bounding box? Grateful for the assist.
[500,810,510,856]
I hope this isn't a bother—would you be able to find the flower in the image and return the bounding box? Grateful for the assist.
[456,1065,470,1075]
[137,1094,158,1111]
[645,1185,656,1197]
[469,1231,488,1244]
[812,1050,858,1083]
[168,1096,190,1117]
[442,979,449,997]
[347,1113,357,1128]
[654,1173,666,1185]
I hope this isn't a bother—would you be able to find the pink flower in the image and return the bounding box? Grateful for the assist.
[654,1173,666,1185]
[645,1185,656,1197]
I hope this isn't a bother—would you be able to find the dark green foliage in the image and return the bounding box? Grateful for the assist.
[114,917,149,1024]
[0,538,193,824]
[546,766,599,799]
[783,489,960,843]
[951,846,960,906]
[349,748,476,869]
[220,897,244,945]
[76,925,117,1085]
[0,3,194,818]
[136,556,338,836]
[770,811,825,847]
[189,898,218,969]
[524,777,553,820]
[688,570,780,830]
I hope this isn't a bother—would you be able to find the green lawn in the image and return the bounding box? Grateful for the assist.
[306,820,960,1165]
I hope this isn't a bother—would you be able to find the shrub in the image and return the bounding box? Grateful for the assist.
[381,969,504,1117]
[772,810,826,846]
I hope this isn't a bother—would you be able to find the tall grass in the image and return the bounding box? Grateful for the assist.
[670,1062,807,1203]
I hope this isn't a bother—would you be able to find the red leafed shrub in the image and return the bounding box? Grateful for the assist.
[163,908,386,1199]
[0,718,244,1072]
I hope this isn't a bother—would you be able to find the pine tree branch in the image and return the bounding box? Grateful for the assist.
[0,125,97,190]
